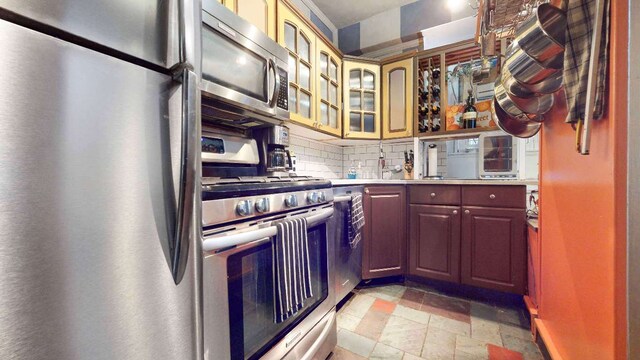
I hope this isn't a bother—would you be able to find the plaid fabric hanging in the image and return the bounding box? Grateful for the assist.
[563,0,611,123]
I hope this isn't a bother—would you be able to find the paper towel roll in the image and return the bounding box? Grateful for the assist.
[428,144,438,177]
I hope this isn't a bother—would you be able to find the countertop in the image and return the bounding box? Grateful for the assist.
[330,179,538,186]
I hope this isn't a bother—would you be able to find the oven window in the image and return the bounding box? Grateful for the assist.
[482,135,514,172]
[227,224,329,360]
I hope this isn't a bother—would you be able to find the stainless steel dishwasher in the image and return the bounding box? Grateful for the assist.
[331,186,364,304]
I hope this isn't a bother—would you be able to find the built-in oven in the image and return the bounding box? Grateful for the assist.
[200,0,289,127]
[202,205,336,360]
[478,131,518,178]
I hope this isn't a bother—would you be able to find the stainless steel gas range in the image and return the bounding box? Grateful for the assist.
[201,175,337,360]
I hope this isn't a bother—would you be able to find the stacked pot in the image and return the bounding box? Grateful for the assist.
[492,4,567,138]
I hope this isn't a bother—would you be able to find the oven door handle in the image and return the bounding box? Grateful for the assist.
[202,207,334,252]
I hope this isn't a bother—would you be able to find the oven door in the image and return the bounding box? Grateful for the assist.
[201,1,280,117]
[203,207,335,360]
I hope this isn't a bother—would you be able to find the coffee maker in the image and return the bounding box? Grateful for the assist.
[254,125,293,176]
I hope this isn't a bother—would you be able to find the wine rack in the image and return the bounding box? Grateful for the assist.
[417,54,442,134]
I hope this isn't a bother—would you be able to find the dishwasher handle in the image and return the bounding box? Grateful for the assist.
[333,195,353,203]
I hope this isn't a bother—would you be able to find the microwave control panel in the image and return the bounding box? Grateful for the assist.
[276,68,288,111]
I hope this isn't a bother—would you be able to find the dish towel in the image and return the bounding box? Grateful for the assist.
[347,194,365,249]
[563,0,610,123]
[272,217,313,323]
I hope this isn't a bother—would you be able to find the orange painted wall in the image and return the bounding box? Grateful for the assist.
[537,0,628,359]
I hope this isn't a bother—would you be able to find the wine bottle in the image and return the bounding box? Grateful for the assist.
[462,89,477,129]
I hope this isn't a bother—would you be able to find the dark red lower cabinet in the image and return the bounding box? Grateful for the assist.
[409,205,461,283]
[362,186,406,279]
[461,206,526,294]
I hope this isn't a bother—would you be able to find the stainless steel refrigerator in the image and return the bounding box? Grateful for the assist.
[0,1,202,359]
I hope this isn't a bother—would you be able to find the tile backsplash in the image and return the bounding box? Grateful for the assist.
[289,135,343,179]
[342,141,414,179]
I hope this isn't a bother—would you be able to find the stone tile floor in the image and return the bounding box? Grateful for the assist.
[331,283,543,360]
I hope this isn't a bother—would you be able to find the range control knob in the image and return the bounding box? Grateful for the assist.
[285,194,298,208]
[307,192,319,204]
[255,198,270,213]
[317,192,326,203]
[236,200,253,216]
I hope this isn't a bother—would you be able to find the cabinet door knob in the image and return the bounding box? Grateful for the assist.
[452,210,458,215]
[464,210,470,214]
[430,192,436,198]
[365,188,370,194]
[489,194,496,199]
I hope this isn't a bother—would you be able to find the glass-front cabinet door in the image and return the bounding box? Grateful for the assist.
[382,57,414,139]
[315,40,341,137]
[343,58,381,139]
[278,1,316,128]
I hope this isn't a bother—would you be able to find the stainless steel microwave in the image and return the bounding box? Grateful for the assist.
[478,132,518,178]
[201,0,289,126]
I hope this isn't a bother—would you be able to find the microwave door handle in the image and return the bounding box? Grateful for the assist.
[268,59,280,107]
[202,207,334,252]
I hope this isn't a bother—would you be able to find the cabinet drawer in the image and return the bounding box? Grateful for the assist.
[409,185,460,205]
[462,186,525,208]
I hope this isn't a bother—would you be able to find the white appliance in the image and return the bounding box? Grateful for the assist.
[478,131,519,178]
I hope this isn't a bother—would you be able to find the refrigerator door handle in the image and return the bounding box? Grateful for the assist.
[178,0,197,68]
[171,68,199,284]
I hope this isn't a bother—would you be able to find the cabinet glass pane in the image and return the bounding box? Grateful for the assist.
[320,53,328,75]
[330,84,337,104]
[298,33,310,62]
[330,107,338,128]
[284,23,296,51]
[349,70,361,89]
[288,54,297,83]
[299,63,310,90]
[320,77,328,100]
[363,70,375,90]
[349,112,361,131]
[300,92,311,118]
[289,86,297,113]
[388,69,406,131]
[364,113,375,133]
[320,102,328,125]
[363,92,374,112]
[349,91,361,110]
[330,60,338,81]
[238,0,267,34]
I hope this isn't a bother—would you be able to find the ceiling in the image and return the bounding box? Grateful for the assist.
[311,0,419,28]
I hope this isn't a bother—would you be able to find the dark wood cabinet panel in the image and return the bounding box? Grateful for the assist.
[409,205,461,283]
[362,186,406,279]
[461,206,526,294]
[409,185,461,205]
[461,186,525,208]
[527,224,540,307]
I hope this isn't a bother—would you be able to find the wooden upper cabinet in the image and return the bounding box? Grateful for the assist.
[362,186,406,279]
[277,1,316,127]
[461,206,526,294]
[382,57,414,139]
[315,40,341,137]
[342,59,381,139]
[216,0,276,39]
[217,0,236,12]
